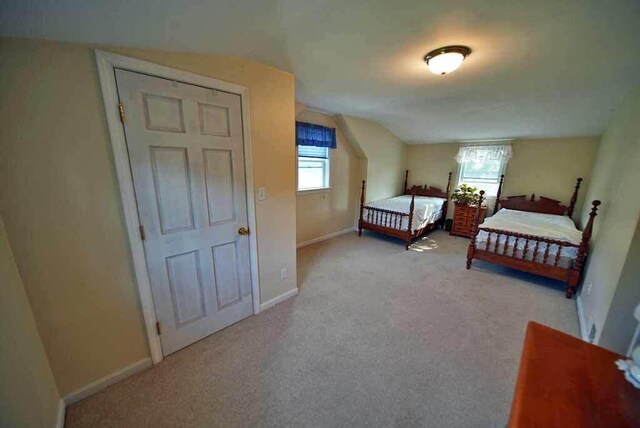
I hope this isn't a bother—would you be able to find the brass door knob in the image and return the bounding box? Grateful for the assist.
[238,227,250,236]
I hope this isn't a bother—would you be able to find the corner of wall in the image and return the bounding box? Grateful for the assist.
[334,114,406,201]
[577,85,640,351]
[1,216,62,428]
[334,115,366,159]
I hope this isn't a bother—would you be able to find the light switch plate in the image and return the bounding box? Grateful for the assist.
[257,187,266,201]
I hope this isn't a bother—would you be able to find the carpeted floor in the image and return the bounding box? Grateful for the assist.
[65,230,579,427]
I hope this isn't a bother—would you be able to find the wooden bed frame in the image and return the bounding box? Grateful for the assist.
[358,170,452,250]
[466,175,600,298]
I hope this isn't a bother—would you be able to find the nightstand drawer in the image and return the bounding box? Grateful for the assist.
[450,204,486,238]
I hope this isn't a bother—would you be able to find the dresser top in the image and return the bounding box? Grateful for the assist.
[509,321,640,427]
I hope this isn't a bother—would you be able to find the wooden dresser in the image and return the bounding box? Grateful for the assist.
[509,322,640,427]
[450,203,486,238]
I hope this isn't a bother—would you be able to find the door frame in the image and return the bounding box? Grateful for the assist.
[95,50,261,364]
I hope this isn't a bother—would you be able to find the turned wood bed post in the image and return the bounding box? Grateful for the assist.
[567,177,583,218]
[358,180,366,236]
[405,186,416,250]
[441,171,452,227]
[493,174,505,215]
[466,190,485,269]
[403,170,409,193]
[567,199,600,298]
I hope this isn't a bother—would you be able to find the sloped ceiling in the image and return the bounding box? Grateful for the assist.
[2,0,640,143]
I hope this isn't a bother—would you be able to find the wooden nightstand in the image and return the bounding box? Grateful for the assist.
[450,203,486,238]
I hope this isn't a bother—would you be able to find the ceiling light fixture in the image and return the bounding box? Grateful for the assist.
[424,46,472,75]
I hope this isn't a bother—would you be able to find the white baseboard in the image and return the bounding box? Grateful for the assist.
[63,358,152,406]
[260,288,298,312]
[297,227,355,249]
[57,398,66,428]
[576,294,588,341]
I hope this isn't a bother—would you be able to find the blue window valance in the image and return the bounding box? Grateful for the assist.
[296,121,337,149]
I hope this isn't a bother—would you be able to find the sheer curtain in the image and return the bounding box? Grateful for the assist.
[454,144,512,198]
[455,144,512,164]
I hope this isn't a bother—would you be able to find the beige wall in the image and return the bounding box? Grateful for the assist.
[0,216,61,428]
[0,37,297,395]
[578,86,640,347]
[337,115,407,202]
[407,137,600,219]
[599,220,640,353]
[405,143,458,216]
[295,107,363,244]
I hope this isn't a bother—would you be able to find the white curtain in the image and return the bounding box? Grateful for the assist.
[455,144,513,163]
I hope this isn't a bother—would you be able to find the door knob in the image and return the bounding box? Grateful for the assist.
[238,227,250,236]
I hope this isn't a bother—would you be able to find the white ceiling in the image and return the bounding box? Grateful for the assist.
[2,0,640,143]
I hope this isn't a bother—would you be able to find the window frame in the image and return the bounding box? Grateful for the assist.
[455,145,509,198]
[296,145,331,194]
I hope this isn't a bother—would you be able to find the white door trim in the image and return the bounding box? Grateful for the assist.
[95,50,261,364]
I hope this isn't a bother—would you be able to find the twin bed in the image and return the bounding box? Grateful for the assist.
[358,171,600,298]
[358,170,451,250]
[467,175,600,298]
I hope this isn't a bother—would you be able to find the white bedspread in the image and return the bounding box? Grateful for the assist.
[366,195,446,232]
[477,209,582,261]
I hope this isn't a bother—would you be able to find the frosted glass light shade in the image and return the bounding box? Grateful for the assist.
[424,46,471,75]
[427,52,465,74]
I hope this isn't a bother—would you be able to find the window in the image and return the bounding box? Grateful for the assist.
[298,145,330,191]
[295,121,336,191]
[456,144,511,196]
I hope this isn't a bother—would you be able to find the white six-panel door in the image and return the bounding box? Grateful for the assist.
[115,69,253,355]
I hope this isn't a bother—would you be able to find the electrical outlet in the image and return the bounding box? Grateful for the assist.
[588,321,597,343]
[280,267,287,280]
[585,282,593,295]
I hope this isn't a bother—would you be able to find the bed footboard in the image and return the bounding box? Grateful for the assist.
[466,190,600,298]
[360,206,411,234]
[468,227,580,292]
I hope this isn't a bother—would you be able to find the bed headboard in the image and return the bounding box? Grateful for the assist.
[403,170,452,199]
[495,177,583,217]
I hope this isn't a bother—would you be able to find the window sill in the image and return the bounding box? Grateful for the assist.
[297,187,332,195]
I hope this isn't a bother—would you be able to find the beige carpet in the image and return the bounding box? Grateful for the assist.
[65,230,579,427]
